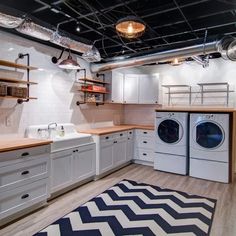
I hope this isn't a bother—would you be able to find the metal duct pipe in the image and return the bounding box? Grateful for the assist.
[91,36,236,72]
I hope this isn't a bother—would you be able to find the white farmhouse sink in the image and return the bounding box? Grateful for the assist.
[26,123,93,152]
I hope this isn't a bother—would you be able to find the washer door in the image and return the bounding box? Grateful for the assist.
[195,121,224,149]
[157,119,183,144]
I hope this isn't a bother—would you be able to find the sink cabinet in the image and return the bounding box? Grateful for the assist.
[72,143,96,182]
[50,143,96,195]
[51,149,73,193]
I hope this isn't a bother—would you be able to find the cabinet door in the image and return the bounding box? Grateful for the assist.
[50,150,73,193]
[139,74,159,104]
[124,74,139,103]
[100,140,113,174]
[113,139,126,167]
[126,137,134,161]
[111,71,124,103]
[72,144,96,182]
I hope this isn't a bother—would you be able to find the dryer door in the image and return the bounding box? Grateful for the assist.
[195,121,224,149]
[157,119,183,144]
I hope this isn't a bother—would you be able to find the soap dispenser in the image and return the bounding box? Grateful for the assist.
[58,125,65,137]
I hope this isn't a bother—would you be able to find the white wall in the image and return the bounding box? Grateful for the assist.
[118,59,236,124]
[0,31,123,137]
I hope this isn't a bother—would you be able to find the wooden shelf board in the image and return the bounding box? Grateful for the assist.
[78,78,110,85]
[78,101,105,104]
[0,77,37,85]
[78,89,110,94]
[0,60,38,70]
[0,96,37,100]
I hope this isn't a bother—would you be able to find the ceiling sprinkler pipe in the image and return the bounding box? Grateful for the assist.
[91,36,236,72]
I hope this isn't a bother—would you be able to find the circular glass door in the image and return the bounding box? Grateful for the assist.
[157,119,180,144]
[196,122,224,149]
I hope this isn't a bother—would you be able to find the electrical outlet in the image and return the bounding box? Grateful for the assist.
[5,117,12,127]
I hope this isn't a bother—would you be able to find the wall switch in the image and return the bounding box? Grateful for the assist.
[5,117,12,127]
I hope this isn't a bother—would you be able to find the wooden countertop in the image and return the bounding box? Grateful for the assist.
[78,124,154,135]
[155,106,236,112]
[0,138,52,153]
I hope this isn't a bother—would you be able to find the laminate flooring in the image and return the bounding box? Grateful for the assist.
[1,164,235,236]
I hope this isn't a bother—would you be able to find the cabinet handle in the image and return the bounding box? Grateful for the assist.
[21,152,29,157]
[21,194,29,199]
[21,170,29,175]
[105,136,109,139]
[143,153,147,156]
[143,141,147,144]
[143,132,147,134]
[73,150,76,153]
[114,141,117,143]
[128,138,130,140]
[129,132,132,134]
[120,133,123,136]
[76,150,79,152]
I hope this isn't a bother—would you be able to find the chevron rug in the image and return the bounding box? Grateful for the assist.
[34,179,216,236]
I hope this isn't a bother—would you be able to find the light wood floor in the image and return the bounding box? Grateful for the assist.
[1,163,236,236]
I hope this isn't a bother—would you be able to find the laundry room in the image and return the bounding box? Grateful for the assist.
[0,1,236,236]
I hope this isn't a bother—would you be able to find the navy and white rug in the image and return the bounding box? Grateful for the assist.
[34,179,216,236]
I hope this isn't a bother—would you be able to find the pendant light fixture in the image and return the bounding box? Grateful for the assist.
[115,16,146,39]
[58,49,81,70]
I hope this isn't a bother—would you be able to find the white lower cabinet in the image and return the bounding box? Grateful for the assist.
[126,130,134,161]
[72,144,96,182]
[100,139,113,174]
[51,149,73,193]
[133,129,155,165]
[0,145,50,224]
[113,138,126,167]
[94,130,133,176]
[50,143,96,194]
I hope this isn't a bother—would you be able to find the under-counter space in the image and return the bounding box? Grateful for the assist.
[0,138,52,153]
[78,124,154,135]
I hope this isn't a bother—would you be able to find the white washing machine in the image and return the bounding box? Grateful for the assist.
[189,113,229,183]
[154,112,188,175]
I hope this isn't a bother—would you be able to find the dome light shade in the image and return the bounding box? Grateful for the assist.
[115,16,146,39]
[58,50,81,70]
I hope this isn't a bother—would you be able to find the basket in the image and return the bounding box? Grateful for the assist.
[7,86,28,98]
[0,83,7,96]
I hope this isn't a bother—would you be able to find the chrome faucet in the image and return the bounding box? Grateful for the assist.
[48,122,58,138]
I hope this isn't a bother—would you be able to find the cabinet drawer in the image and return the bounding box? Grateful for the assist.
[113,131,127,140]
[100,134,114,142]
[127,130,134,138]
[0,155,50,192]
[0,179,48,220]
[136,137,154,149]
[136,129,154,137]
[0,145,50,167]
[137,148,154,162]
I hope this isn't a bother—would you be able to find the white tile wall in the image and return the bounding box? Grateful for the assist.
[0,31,123,137]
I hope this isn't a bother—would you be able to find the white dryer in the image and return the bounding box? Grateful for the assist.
[189,113,229,183]
[154,112,188,175]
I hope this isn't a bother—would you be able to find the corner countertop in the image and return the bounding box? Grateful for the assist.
[78,124,154,135]
[155,106,236,112]
[0,138,52,153]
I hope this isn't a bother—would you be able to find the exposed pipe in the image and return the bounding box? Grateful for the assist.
[91,36,236,72]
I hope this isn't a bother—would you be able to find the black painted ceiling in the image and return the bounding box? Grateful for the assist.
[0,0,236,60]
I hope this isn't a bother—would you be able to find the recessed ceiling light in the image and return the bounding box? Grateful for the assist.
[50,8,60,14]
[76,23,81,32]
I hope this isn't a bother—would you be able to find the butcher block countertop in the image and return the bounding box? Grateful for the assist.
[155,106,236,112]
[0,138,52,153]
[78,124,154,135]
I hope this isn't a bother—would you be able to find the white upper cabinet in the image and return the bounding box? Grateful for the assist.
[139,74,159,104]
[111,71,124,103]
[111,71,159,104]
[124,74,139,103]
